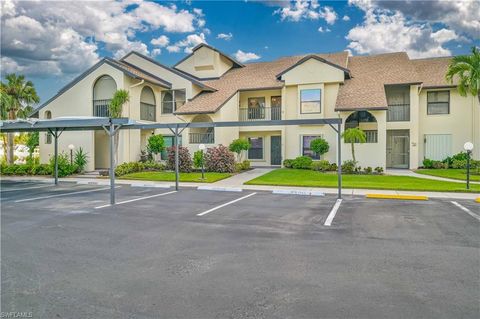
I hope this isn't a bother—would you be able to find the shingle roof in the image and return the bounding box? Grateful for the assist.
[411,56,455,88]
[175,51,349,114]
[335,52,422,111]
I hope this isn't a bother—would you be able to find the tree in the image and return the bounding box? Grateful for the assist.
[310,137,329,159]
[25,132,39,158]
[342,128,366,163]
[446,46,480,104]
[228,138,251,162]
[0,74,40,164]
[108,89,130,164]
[147,134,165,159]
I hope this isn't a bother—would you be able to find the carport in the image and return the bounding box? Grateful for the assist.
[1,117,343,205]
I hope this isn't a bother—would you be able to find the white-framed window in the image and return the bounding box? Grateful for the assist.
[161,89,186,114]
[300,89,321,114]
[302,135,322,159]
[427,91,449,115]
[248,137,263,160]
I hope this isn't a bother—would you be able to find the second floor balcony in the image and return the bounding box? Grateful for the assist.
[189,132,214,144]
[387,103,410,122]
[239,106,281,121]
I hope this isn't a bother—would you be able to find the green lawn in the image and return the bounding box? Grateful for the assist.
[119,171,232,183]
[245,169,480,192]
[415,169,480,181]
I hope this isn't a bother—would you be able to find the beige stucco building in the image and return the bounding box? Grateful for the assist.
[36,44,480,171]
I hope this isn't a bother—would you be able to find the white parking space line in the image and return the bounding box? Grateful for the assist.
[95,190,177,209]
[324,199,343,226]
[197,192,257,216]
[451,201,480,222]
[1,184,53,192]
[14,186,120,203]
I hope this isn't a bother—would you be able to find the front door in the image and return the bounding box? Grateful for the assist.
[270,136,282,165]
[387,130,410,168]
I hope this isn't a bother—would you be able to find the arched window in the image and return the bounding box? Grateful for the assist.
[345,111,378,143]
[93,75,117,117]
[44,111,52,144]
[189,114,214,144]
[140,86,156,121]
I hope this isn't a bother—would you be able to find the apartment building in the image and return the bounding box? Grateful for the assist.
[36,44,480,171]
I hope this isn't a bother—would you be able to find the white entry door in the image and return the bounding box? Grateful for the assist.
[424,134,452,160]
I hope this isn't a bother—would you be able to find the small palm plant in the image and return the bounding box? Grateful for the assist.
[108,89,130,164]
[446,46,480,104]
[342,128,366,163]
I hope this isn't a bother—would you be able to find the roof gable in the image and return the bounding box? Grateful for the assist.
[173,43,244,69]
[276,55,351,80]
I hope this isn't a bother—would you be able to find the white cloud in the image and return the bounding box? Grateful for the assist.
[169,33,207,53]
[151,35,170,47]
[152,48,162,57]
[319,7,337,25]
[349,0,480,38]
[275,0,338,24]
[234,50,261,63]
[0,0,208,76]
[346,10,458,58]
[342,15,350,21]
[166,45,181,53]
[318,27,331,33]
[217,32,233,41]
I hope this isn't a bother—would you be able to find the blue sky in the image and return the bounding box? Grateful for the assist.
[1,0,479,104]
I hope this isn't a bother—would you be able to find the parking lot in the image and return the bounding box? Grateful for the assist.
[1,180,479,318]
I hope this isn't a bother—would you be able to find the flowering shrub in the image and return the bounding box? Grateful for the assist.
[166,146,193,172]
[204,145,236,173]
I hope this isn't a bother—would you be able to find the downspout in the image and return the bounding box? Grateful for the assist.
[129,79,144,161]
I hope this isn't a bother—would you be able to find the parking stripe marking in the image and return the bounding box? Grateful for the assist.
[14,186,120,203]
[451,201,480,222]
[1,184,53,192]
[197,192,257,216]
[324,199,342,226]
[95,190,177,209]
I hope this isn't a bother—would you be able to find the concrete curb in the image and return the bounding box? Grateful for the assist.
[366,194,428,201]
[130,183,171,189]
[272,189,325,196]
[197,186,243,192]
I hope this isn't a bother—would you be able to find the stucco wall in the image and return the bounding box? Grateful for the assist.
[175,46,233,79]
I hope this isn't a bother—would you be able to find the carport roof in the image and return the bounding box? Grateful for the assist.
[0,117,132,133]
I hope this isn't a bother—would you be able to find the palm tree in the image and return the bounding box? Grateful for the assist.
[342,127,366,163]
[446,46,480,104]
[108,89,130,164]
[0,74,40,163]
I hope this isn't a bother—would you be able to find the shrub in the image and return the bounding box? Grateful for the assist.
[432,161,447,169]
[364,166,373,174]
[283,159,294,168]
[452,159,467,169]
[341,160,357,174]
[143,161,165,171]
[229,138,251,161]
[204,145,236,173]
[443,152,469,168]
[292,156,313,169]
[235,160,251,172]
[31,164,52,175]
[74,147,88,173]
[311,160,331,172]
[193,150,204,169]
[423,158,434,169]
[166,146,193,172]
[115,162,145,176]
[374,166,384,174]
[310,138,329,158]
[329,163,338,171]
[49,153,77,177]
[147,134,165,156]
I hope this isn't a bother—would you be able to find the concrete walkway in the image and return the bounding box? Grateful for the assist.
[211,168,275,187]
[386,168,480,184]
